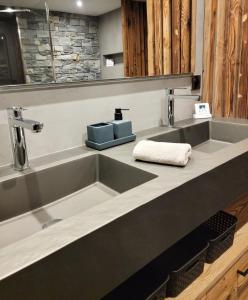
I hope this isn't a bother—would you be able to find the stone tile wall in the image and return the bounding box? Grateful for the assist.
[17,10,101,84]
[17,11,54,84]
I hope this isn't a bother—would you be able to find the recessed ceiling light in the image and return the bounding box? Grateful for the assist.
[76,1,83,8]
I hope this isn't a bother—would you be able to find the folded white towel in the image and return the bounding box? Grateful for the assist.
[133,140,192,167]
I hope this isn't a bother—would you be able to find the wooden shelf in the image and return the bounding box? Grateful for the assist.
[167,216,248,299]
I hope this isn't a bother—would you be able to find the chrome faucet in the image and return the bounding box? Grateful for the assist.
[166,88,201,127]
[7,107,43,171]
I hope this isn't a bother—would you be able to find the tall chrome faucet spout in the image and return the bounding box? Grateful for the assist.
[7,107,43,171]
[166,88,201,128]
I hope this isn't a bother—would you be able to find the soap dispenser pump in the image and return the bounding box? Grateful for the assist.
[114,108,129,120]
[111,108,133,139]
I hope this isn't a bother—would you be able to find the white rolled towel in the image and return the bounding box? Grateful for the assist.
[133,140,192,167]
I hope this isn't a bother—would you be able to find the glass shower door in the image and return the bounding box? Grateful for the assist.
[0,33,11,84]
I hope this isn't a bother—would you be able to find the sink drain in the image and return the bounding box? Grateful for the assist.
[42,219,63,229]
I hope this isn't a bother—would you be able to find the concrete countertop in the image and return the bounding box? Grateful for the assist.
[0,118,248,292]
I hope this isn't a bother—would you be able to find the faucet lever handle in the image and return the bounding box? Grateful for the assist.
[7,107,27,119]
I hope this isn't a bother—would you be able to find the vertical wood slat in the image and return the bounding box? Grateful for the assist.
[154,0,163,75]
[140,3,145,76]
[190,0,196,73]
[121,0,129,77]
[181,0,191,73]
[202,0,218,109]
[171,0,181,74]
[203,0,248,119]
[224,0,242,118]
[162,0,172,74]
[121,0,148,77]
[237,0,248,118]
[147,0,155,76]
[212,0,228,117]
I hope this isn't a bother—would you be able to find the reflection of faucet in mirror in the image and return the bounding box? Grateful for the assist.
[166,88,201,128]
[7,107,43,171]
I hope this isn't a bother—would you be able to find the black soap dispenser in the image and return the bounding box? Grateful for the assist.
[111,108,133,139]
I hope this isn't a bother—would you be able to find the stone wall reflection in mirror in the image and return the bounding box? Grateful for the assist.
[0,0,195,86]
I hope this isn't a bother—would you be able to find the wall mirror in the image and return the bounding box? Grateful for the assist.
[0,0,196,87]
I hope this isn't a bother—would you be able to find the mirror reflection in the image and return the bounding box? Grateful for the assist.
[0,0,195,86]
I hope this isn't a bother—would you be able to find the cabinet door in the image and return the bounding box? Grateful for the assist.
[204,266,237,300]
[237,251,248,300]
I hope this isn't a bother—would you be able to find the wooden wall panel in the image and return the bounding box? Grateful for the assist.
[154,0,163,75]
[147,0,195,76]
[237,0,248,118]
[203,0,248,119]
[212,0,227,117]
[190,0,196,73]
[147,0,155,76]
[181,0,191,73]
[162,0,171,74]
[202,0,218,109]
[171,0,181,74]
[121,0,148,77]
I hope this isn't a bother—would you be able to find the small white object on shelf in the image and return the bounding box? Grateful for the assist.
[193,103,212,119]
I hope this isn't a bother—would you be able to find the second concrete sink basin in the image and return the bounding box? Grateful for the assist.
[149,120,248,153]
[0,154,156,248]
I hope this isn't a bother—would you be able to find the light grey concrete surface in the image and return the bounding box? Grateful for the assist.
[0,75,192,167]
[0,118,247,299]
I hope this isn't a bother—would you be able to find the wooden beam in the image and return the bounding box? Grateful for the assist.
[212,0,228,117]
[154,0,163,75]
[202,0,218,109]
[121,0,130,77]
[224,0,242,118]
[190,0,197,73]
[171,0,181,74]
[181,0,191,73]
[162,0,172,74]
[237,0,248,118]
[147,0,155,76]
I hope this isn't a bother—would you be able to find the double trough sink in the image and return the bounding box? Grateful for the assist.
[0,155,156,248]
[150,120,248,153]
[0,120,248,249]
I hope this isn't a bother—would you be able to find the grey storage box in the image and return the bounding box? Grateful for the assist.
[87,123,114,144]
[111,120,132,139]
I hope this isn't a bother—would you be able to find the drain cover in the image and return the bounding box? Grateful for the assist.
[42,219,63,229]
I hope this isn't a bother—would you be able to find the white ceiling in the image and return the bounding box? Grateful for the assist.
[0,0,121,16]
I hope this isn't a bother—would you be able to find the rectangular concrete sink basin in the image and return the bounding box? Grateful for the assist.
[0,154,156,248]
[149,121,248,153]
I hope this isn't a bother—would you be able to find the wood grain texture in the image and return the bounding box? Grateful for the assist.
[237,251,248,300]
[147,0,155,76]
[202,0,217,108]
[212,0,228,117]
[236,0,248,118]
[162,0,172,74]
[203,0,248,119]
[190,0,196,73]
[171,0,181,74]
[181,0,191,73]
[224,0,242,118]
[146,0,195,76]
[225,194,248,231]
[121,0,148,77]
[154,0,163,75]
[203,266,237,300]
